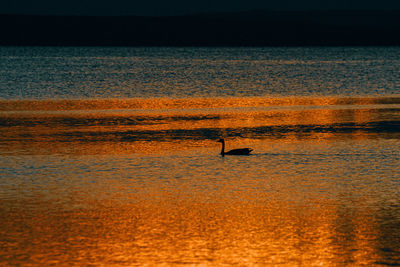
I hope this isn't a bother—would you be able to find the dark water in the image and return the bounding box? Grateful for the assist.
[1,46,400,99]
[0,47,399,265]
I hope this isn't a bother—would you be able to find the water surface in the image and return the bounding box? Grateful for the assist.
[0,47,399,265]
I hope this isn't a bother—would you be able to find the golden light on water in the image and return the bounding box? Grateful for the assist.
[1,96,399,111]
[1,96,399,265]
[1,97,398,155]
[2,45,400,266]
[0,192,388,265]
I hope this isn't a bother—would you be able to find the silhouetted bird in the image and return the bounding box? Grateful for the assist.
[217,138,253,156]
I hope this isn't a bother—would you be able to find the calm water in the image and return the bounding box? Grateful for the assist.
[0,47,400,266]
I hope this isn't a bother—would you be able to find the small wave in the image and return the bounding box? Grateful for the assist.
[1,96,400,112]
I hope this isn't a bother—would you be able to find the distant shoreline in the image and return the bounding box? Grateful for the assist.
[1,10,400,46]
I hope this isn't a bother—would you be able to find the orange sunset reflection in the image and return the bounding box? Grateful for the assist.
[1,96,399,265]
[0,192,391,266]
[0,97,398,155]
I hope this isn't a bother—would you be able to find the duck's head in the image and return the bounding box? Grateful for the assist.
[217,138,225,143]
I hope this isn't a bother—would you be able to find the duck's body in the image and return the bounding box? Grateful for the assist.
[217,139,253,156]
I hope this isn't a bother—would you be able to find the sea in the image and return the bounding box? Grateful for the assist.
[0,46,399,265]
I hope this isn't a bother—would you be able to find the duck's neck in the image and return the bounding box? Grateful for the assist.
[220,141,225,156]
